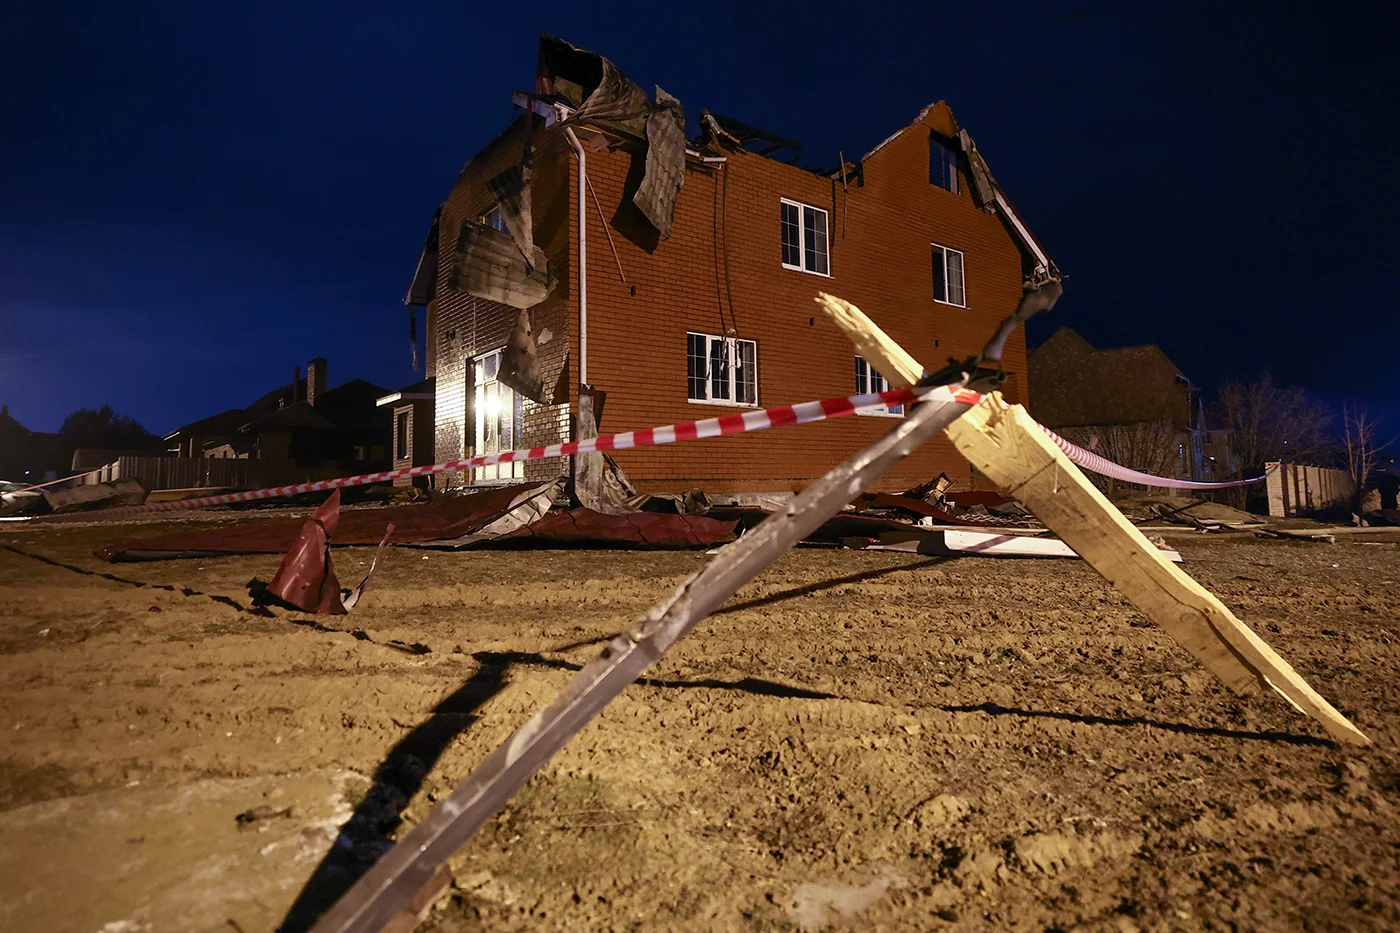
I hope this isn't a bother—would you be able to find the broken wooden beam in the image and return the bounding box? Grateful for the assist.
[945,393,1368,746]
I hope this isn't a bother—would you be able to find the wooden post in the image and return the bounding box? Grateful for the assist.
[946,395,1368,746]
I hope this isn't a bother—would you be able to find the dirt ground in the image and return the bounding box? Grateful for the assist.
[2,514,1398,933]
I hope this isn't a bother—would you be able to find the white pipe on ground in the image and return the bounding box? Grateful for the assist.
[565,127,587,386]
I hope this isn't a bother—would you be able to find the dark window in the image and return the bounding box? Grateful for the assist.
[395,411,410,460]
[687,333,707,401]
[780,201,801,267]
[780,199,829,275]
[687,332,758,405]
[854,356,904,416]
[930,135,960,194]
[931,243,966,306]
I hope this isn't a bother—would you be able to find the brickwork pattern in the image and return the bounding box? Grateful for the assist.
[424,103,1032,493]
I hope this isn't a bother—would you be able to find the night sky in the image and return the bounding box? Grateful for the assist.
[3,2,1396,438]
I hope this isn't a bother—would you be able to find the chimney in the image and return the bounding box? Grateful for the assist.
[307,358,327,408]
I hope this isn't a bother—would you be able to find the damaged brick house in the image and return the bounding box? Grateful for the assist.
[404,36,1059,495]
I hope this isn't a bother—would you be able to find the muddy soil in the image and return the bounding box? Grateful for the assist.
[1,517,1398,932]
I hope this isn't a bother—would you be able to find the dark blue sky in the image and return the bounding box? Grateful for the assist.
[2,2,1396,436]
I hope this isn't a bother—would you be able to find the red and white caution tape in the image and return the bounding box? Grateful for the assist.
[32,384,978,519]
[1041,426,1269,489]
[26,384,1266,521]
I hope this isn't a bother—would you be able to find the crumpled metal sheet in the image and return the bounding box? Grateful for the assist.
[446,218,555,310]
[633,86,685,238]
[498,308,544,403]
[407,479,561,548]
[487,162,547,272]
[490,508,737,548]
[263,490,349,614]
[537,35,686,237]
[99,484,549,561]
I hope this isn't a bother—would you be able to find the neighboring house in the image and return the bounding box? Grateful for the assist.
[1027,328,1216,483]
[404,36,1058,494]
[164,358,392,469]
[376,377,436,487]
[0,405,68,482]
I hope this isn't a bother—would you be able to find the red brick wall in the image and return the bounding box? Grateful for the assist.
[574,103,1026,493]
[426,104,1029,493]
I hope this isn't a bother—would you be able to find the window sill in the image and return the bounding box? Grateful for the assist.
[855,408,905,418]
[933,298,967,309]
[687,397,761,409]
[781,263,833,279]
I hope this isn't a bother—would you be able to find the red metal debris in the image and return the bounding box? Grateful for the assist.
[264,490,350,614]
[100,484,545,561]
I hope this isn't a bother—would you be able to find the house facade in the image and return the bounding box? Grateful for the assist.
[406,37,1050,494]
[1027,328,1225,484]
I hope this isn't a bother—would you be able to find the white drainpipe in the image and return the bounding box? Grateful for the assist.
[565,127,587,386]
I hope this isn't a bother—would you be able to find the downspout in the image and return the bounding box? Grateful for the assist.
[565,127,587,387]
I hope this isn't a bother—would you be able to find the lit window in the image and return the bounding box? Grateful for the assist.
[780,199,829,276]
[687,332,757,406]
[931,243,966,307]
[929,135,961,194]
[855,356,904,417]
[472,348,525,482]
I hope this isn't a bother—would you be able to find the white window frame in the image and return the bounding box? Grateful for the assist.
[471,347,524,482]
[779,198,831,277]
[854,356,905,418]
[931,242,966,307]
[687,332,758,407]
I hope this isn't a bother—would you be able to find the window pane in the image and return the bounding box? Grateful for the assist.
[947,250,965,306]
[709,337,730,400]
[930,138,959,193]
[781,202,801,267]
[736,340,756,405]
[482,383,499,450]
[687,333,707,400]
[932,246,947,302]
[855,356,869,393]
[803,207,828,275]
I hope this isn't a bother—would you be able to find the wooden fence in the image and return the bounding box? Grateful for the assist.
[1264,462,1354,517]
[83,457,345,491]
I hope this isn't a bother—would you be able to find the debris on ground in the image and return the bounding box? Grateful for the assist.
[247,490,394,615]
[43,478,147,514]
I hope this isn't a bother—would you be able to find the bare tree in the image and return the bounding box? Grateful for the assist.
[1341,406,1391,512]
[1059,419,1180,496]
[1209,372,1333,508]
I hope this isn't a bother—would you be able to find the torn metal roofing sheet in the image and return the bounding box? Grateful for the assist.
[488,508,737,548]
[487,162,546,272]
[498,308,544,403]
[632,87,686,238]
[99,484,546,561]
[446,218,555,310]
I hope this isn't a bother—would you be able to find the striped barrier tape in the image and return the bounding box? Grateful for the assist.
[25,385,1267,521]
[29,384,977,519]
[1043,426,1269,489]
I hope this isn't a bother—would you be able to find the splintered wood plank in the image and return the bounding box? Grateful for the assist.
[815,293,923,387]
[946,393,1370,746]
